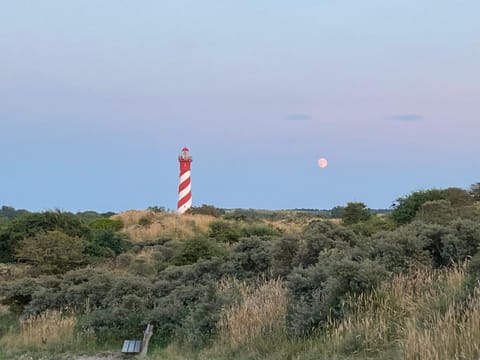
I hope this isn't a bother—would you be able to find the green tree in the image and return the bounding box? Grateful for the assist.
[415,200,455,224]
[342,202,371,225]
[470,183,480,202]
[0,210,90,262]
[391,189,445,225]
[330,206,345,219]
[16,230,88,274]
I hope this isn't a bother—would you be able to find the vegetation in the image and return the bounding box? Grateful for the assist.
[1,183,480,359]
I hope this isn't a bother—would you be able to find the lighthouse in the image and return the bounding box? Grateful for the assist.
[177,147,192,214]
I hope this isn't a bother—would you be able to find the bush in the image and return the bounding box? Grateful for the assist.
[172,237,227,266]
[271,236,299,277]
[208,220,242,244]
[294,221,358,268]
[87,229,130,257]
[369,223,433,273]
[89,218,123,231]
[0,211,90,262]
[138,216,153,227]
[16,231,88,275]
[228,237,271,279]
[286,252,387,336]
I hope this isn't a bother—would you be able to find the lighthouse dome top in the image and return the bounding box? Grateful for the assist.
[179,147,192,161]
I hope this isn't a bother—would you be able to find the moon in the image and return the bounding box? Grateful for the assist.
[318,158,328,168]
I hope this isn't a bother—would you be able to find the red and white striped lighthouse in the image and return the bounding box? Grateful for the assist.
[177,147,192,214]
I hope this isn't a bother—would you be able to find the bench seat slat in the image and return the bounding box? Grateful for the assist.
[122,340,142,353]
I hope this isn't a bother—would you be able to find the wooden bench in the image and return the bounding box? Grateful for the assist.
[121,324,154,357]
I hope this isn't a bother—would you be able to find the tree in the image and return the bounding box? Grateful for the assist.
[391,189,445,225]
[0,210,90,262]
[471,183,480,202]
[16,231,88,274]
[415,200,455,224]
[342,202,371,225]
[443,187,474,207]
[330,206,345,219]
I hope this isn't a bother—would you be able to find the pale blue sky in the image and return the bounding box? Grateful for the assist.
[1,1,480,211]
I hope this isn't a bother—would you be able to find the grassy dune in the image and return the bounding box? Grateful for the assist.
[112,210,217,242]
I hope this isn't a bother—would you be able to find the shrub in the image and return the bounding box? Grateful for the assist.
[368,221,453,272]
[87,229,130,257]
[0,211,90,262]
[138,216,153,227]
[16,231,88,275]
[172,237,227,266]
[286,251,387,336]
[208,220,242,244]
[228,237,271,279]
[342,202,372,225]
[89,218,123,231]
[271,236,299,277]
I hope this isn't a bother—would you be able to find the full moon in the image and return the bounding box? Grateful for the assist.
[318,158,328,168]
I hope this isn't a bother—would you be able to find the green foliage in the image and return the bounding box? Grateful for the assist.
[75,210,113,224]
[392,189,445,225]
[470,182,480,201]
[147,205,166,213]
[294,221,358,268]
[287,250,387,336]
[392,187,473,225]
[329,206,345,219]
[439,219,480,265]
[86,229,130,257]
[208,220,242,244]
[0,210,90,262]
[443,187,474,207]
[138,216,153,226]
[415,200,455,224]
[191,204,225,217]
[89,218,123,231]
[350,215,396,236]
[0,206,28,228]
[16,231,88,275]
[0,278,41,313]
[241,223,281,237]
[172,237,227,266]
[342,202,371,225]
[227,237,271,278]
[369,222,433,273]
[271,236,300,277]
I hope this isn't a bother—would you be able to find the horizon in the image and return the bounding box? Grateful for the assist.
[2,1,480,212]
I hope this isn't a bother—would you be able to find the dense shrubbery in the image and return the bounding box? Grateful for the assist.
[2,184,480,357]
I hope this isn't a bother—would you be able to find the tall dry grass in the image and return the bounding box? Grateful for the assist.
[217,278,287,347]
[112,210,216,242]
[0,310,77,348]
[326,264,476,358]
[402,285,480,359]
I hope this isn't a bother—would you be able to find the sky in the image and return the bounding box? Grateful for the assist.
[1,0,480,212]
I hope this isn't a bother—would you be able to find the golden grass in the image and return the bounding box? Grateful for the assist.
[112,210,216,242]
[401,284,480,360]
[217,278,287,347]
[326,264,477,358]
[0,310,77,348]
